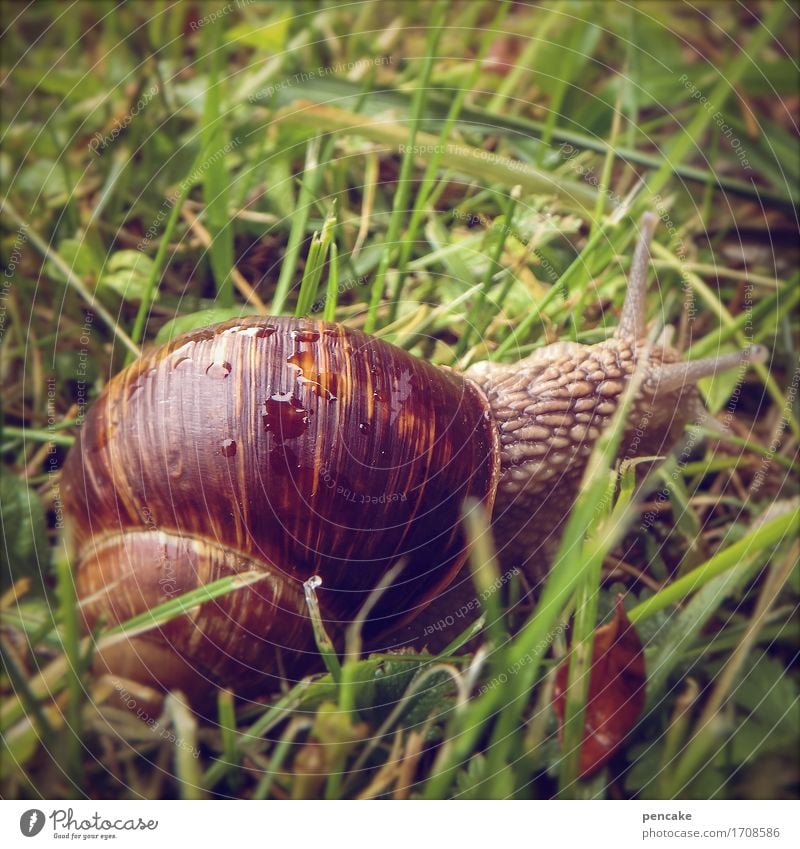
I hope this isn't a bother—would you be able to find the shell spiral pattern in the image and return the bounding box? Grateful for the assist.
[62,316,499,699]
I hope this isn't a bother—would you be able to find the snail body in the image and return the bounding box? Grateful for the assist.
[61,214,765,701]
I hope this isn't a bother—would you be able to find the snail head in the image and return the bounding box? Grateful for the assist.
[465,212,767,517]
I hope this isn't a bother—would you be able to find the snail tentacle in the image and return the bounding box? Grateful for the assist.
[615,211,659,343]
[651,345,768,393]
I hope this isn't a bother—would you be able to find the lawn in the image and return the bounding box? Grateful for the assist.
[0,0,798,801]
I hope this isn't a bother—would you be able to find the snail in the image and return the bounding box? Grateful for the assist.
[61,213,766,703]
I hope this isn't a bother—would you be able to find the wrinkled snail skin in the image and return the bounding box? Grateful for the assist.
[61,213,767,702]
[465,330,692,581]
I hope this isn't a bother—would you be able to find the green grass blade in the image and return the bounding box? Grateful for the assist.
[322,241,340,322]
[364,1,446,333]
[295,206,336,317]
[199,21,235,308]
[627,507,799,625]
[54,549,84,787]
[282,104,602,218]
[271,135,326,314]
[645,1,789,200]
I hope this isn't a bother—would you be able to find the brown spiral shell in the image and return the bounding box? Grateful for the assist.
[61,316,500,700]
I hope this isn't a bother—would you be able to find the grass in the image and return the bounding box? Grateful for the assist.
[1,1,798,801]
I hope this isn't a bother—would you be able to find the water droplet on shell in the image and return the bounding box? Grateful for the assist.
[261,392,310,439]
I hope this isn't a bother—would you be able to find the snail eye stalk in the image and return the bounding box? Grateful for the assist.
[615,211,659,343]
[652,346,768,393]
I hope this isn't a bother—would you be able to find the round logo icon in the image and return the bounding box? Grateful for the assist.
[19,810,46,837]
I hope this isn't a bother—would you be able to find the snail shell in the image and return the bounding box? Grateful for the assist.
[62,318,499,700]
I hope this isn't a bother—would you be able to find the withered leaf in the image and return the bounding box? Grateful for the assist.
[552,595,646,778]
[482,36,522,75]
